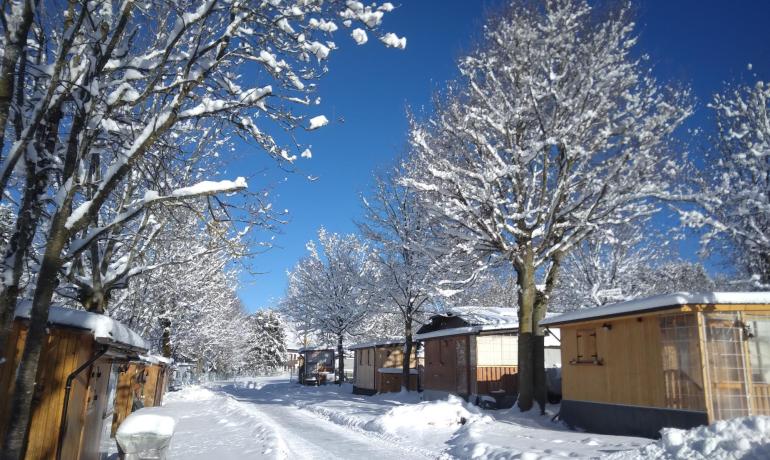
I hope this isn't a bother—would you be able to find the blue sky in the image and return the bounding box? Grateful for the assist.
[236,0,770,312]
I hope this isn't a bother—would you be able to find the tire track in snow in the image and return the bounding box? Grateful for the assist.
[218,388,446,460]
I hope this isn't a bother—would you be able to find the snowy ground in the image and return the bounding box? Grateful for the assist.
[105,375,770,459]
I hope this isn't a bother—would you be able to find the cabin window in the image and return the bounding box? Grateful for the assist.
[660,314,706,411]
[476,335,518,366]
[575,329,599,364]
[359,350,363,365]
[367,349,371,365]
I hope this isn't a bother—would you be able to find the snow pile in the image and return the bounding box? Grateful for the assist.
[614,416,770,460]
[164,386,217,402]
[118,412,176,437]
[367,395,490,435]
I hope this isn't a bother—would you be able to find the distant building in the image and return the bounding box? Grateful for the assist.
[350,340,418,394]
[416,307,560,406]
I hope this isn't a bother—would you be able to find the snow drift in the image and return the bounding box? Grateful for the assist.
[615,416,770,460]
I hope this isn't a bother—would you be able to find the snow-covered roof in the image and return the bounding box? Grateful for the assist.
[349,339,407,350]
[15,302,149,352]
[139,354,173,365]
[540,292,770,327]
[446,307,519,327]
[298,346,334,353]
[415,307,519,340]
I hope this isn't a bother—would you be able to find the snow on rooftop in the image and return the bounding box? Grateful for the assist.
[540,292,770,327]
[415,307,519,340]
[446,306,518,327]
[15,302,149,351]
[349,338,407,350]
[139,354,173,365]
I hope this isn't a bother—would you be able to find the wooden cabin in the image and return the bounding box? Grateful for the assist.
[0,304,148,460]
[110,354,172,437]
[297,347,335,385]
[540,292,770,438]
[350,340,418,395]
[416,307,560,406]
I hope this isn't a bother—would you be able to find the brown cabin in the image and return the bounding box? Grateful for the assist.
[0,305,148,460]
[540,292,770,438]
[350,340,418,394]
[416,307,560,405]
[297,347,335,385]
[110,354,172,437]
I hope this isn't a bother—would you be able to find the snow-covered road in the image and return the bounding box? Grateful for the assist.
[225,388,434,459]
[112,376,655,459]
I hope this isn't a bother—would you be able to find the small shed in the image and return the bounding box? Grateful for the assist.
[416,307,561,404]
[540,292,770,438]
[0,304,148,459]
[297,347,335,385]
[110,354,172,437]
[350,340,418,395]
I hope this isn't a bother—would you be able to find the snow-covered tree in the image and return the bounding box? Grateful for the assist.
[0,1,403,452]
[358,167,449,389]
[282,229,377,383]
[682,80,770,288]
[244,310,288,374]
[551,223,715,311]
[401,0,691,411]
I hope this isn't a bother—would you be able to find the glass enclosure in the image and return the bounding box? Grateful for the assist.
[701,311,770,420]
[660,314,706,411]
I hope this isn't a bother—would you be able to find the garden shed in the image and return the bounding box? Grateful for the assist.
[350,340,418,394]
[297,347,335,385]
[0,303,148,460]
[540,292,770,438]
[110,354,172,437]
[416,307,560,404]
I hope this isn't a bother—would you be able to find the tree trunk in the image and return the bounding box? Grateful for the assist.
[1,204,70,459]
[515,248,536,412]
[161,318,172,358]
[0,171,45,361]
[402,317,413,392]
[337,334,344,385]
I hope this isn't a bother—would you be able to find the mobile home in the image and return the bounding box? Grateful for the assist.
[416,307,560,405]
[540,292,770,438]
[297,347,335,385]
[350,340,418,394]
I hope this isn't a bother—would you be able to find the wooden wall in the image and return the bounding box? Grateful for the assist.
[476,366,518,395]
[560,315,669,408]
[354,349,375,390]
[354,344,417,392]
[0,320,96,460]
[378,372,418,393]
[423,336,469,395]
[111,363,140,436]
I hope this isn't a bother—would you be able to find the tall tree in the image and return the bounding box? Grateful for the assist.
[282,229,377,384]
[551,223,715,311]
[682,80,770,287]
[358,166,453,390]
[0,1,402,455]
[402,0,690,412]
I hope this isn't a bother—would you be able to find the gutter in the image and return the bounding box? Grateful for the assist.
[56,346,108,460]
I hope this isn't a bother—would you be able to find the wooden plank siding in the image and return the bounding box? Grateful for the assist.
[354,344,417,392]
[0,320,98,459]
[111,363,138,436]
[476,366,518,395]
[561,315,669,408]
[423,336,470,395]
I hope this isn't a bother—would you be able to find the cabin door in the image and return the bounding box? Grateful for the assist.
[744,314,770,415]
[703,313,751,421]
